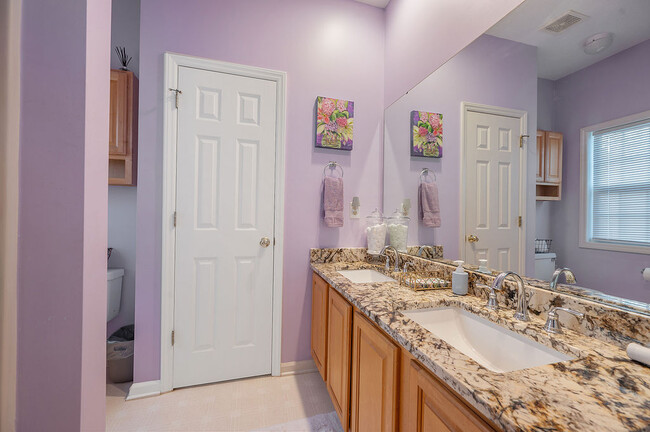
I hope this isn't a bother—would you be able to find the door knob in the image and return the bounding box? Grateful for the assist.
[467,234,479,243]
[260,237,271,248]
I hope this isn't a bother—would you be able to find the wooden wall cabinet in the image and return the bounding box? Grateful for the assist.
[326,287,353,430]
[109,69,138,185]
[311,273,329,381]
[350,311,399,432]
[536,129,563,200]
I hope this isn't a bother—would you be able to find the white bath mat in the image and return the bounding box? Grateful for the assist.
[251,411,343,432]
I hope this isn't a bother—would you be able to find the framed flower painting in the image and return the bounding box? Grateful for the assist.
[411,111,443,158]
[316,96,354,151]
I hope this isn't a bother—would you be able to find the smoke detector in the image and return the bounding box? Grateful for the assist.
[583,32,614,55]
[542,10,587,33]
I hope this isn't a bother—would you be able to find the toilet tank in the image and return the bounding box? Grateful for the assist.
[107,268,124,322]
[534,253,556,281]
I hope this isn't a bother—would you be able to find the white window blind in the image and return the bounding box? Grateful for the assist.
[589,118,650,247]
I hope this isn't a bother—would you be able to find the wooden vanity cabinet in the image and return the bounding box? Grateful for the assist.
[310,271,498,432]
[402,351,496,432]
[326,287,353,430]
[311,273,329,381]
[536,129,563,200]
[350,311,399,432]
[109,69,138,185]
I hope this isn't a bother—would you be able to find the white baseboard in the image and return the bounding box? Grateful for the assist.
[280,359,317,376]
[126,380,161,401]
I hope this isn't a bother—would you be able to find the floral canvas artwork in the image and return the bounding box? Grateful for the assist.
[316,97,354,150]
[411,111,443,158]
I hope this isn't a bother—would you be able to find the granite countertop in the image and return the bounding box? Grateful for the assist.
[311,260,650,432]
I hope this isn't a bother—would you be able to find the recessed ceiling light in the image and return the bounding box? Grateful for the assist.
[583,32,614,55]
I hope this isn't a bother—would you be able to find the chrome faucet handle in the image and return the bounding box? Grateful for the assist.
[379,253,390,271]
[477,283,500,311]
[403,262,415,274]
[543,307,584,334]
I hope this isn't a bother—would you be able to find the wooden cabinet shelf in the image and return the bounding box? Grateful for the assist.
[109,69,138,185]
[536,130,562,200]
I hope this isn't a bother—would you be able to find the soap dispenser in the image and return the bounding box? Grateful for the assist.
[452,260,468,295]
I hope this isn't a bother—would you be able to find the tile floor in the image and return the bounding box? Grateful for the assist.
[106,372,337,431]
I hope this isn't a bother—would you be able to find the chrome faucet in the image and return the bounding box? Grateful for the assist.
[416,245,431,257]
[543,307,584,334]
[492,271,529,321]
[550,268,577,291]
[379,245,401,272]
[403,261,415,275]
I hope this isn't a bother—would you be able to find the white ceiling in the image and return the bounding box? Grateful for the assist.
[486,0,650,80]
[352,0,391,9]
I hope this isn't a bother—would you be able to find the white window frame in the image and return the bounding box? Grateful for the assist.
[579,109,650,255]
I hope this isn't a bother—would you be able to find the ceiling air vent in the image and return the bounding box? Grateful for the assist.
[542,10,587,33]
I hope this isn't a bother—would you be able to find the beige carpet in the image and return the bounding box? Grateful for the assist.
[106,372,337,431]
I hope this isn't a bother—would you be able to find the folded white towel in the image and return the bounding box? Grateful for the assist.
[626,342,650,367]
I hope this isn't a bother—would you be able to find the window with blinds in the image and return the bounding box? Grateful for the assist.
[587,118,650,248]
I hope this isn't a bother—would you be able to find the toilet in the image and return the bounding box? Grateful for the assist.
[107,268,124,322]
[534,253,556,281]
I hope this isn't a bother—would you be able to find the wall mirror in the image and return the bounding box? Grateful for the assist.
[383,0,650,314]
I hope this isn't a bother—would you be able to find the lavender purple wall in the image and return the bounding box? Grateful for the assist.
[135,0,386,382]
[18,0,109,429]
[550,39,650,303]
[383,34,538,273]
[383,0,524,107]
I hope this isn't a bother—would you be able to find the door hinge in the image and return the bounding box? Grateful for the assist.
[519,134,529,148]
[171,330,175,346]
[173,211,177,227]
[168,88,182,109]
[518,216,523,227]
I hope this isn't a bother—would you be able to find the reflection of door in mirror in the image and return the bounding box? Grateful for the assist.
[462,105,525,273]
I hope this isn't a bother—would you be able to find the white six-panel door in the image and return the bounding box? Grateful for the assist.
[173,66,277,388]
[464,110,522,272]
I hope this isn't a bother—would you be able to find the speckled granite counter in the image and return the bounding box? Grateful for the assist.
[310,250,650,432]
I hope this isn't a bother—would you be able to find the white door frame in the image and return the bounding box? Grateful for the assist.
[459,102,527,274]
[161,52,286,393]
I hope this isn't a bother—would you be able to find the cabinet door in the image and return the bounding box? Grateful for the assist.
[536,130,545,182]
[406,360,495,432]
[326,287,353,430]
[350,312,399,432]
[544,131,563,184]
[109,70,128,155]
[311,273,329,381]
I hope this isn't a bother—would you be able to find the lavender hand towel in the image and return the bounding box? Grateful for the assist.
[419,182,441,228]
[324,176,344,227]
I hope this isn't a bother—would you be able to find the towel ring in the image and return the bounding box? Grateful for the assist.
[323,161,344,178]
[420,168,436,183]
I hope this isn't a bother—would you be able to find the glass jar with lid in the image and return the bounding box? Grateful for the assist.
[365,208,387,255]
[387,209,409,253]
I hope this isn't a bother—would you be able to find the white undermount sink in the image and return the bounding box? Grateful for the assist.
[337,269,396,284]
[401,307,574,373]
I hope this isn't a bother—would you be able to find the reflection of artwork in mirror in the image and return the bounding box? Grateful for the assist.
[315,96,354,151]
[411,111,443,158]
